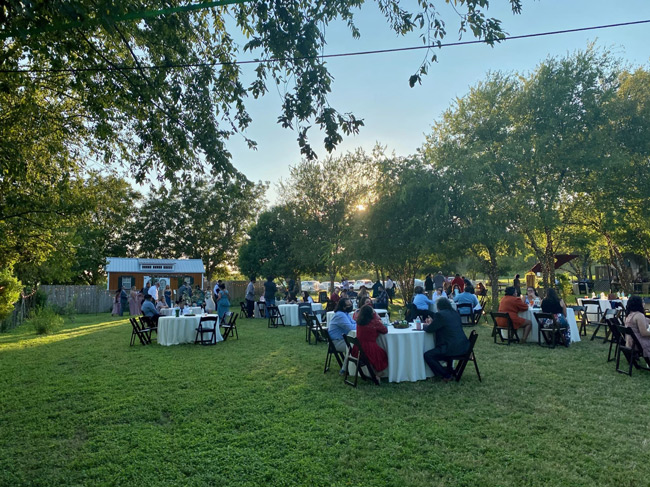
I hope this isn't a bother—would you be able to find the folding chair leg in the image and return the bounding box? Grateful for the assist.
[473,357,482,382]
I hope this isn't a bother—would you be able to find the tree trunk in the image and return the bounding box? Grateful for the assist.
[488,247,500,312]
[604,233,634,293]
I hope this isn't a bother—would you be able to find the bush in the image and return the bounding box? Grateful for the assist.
[556,273,573,301]
[0,269,22,321]
[28,306,64,335]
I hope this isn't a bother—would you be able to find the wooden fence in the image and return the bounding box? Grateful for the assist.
[0,293,39,332]
[40,285,114,314]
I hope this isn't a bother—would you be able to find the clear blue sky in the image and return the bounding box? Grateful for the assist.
[221,0,650,204]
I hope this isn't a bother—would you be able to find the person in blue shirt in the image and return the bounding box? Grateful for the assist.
[328,298,356,353]
[412,286,435,320]
[453,283,481,317]
[141,295,160,323]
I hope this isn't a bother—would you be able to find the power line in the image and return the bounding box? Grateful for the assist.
[0,0,254,40]
[1,19,648,74]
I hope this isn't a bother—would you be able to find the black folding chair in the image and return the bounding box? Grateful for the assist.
[490,312,520,345]
[581,299,605,340]
[616,325,650,376]
[298,303,312,327]
[239,301,248,318]
[534,312,568,349]
[445,330,481,382]
[318,291,328,303]
[129,317,152,346]
[568,306,586,336]
[195,315,219,345]
[456,303,476,326]
[322,329,344,373]
[220,312,239,341]
[267,305,285,328]
[138,315,158,336]
[606,317,624,363]
[478,297,488,323]
[342,334,380,387]
[304,313,323,344]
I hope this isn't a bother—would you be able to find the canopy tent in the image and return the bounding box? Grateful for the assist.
[530,255,579,273]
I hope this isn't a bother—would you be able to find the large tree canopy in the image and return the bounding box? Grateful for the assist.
[1,0,523,181]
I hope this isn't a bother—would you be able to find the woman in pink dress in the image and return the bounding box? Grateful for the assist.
[111,290,121,316]
[625,296,650,358]
[129,287,138,316]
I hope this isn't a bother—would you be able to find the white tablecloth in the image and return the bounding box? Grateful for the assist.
[518,308,581,344]
[277,303,322,326]
[350,323,435,383]
[159,307,203,317]
[577,298,612,322]
[157,315,223,346]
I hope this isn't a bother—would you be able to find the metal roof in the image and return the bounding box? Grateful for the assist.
[106,257,205,274]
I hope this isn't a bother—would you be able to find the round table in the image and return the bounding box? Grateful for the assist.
[349,323,435,383]
[518,308,581,344]
[157,314,223,346]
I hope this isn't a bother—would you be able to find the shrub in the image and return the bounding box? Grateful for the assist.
[28,306,64,335]
[0,269,22,321]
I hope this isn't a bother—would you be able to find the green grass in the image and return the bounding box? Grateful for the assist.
[1,312,649,487]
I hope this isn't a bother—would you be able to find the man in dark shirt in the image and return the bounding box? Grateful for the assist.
[433,271,445,290]
[423,298,470,381]
[263,276,277,317]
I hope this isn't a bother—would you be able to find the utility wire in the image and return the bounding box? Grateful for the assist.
[1,19,648,74]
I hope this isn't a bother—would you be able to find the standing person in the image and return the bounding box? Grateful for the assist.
[111,289,121,316]
[423,299,470,382]
[245,278,256,318]
[341,278,350,292]
[433,271,445,291]
[213,279,223,302]
[513,274,521,297]
[129,286,138,316]
[451,274,465,293]
[143,281,151,297]
[371,279,382,298]
[164,285,172,308]
[375,286,388,310]
[425,274,434,298]
[498,286,533,342]
[216,282,231,320]
[119,286,128,316]
[148,282,159,301]
[385,276,395,304]
[263,276,277,317]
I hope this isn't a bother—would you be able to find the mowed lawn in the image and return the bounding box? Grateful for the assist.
[1,312,649,487]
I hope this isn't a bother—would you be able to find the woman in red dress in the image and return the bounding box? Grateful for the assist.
[353,304,388,374]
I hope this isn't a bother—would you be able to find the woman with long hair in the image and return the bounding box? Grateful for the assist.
[625,296,650,358]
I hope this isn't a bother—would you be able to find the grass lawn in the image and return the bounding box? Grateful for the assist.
[1,311,649,487]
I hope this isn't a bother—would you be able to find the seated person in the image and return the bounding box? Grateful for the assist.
[454,284,481,316]
[451,284,461,297]
[347,289,358,299]
[475,282,487,297]
[302,291,314,304]
[340,289,349,300]
[328,298,356,353]
[498,286,533,342]
[423,299,470,382]
[624,296,650,358]
[432,286,448,300]
[353,296,373,320]
[141,295,160,322]
[330,287,341,304]
[357,286,370,302]
[412,286,435,320]
[374,286,388,310]
[156,297,169,312]
[353,304,388,375]
[541,287,570,343]
[523,286,539,306]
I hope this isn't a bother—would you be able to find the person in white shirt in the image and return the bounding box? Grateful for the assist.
[148,282,159,301]
[432,287,448,300]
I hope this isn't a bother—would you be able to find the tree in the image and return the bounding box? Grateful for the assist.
[1,1,524,181]
[278,149,379,291]
[361,157,446,304]
[422,72,522,309]
[133,176,266,280]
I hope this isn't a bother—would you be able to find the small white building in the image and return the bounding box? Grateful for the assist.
[105,257,205,291]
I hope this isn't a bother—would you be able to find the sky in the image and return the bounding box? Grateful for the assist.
[212,0,650,204]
